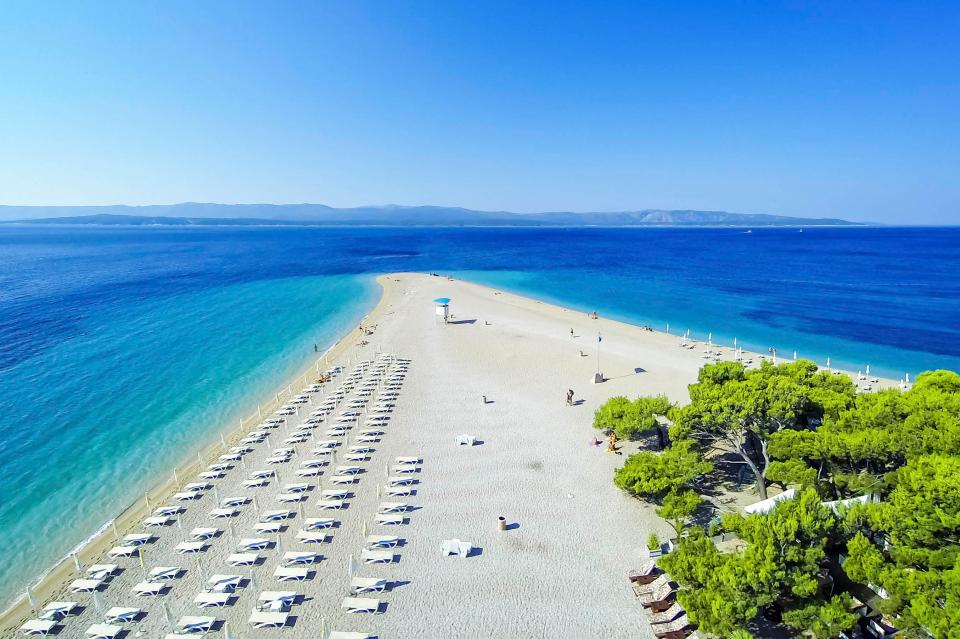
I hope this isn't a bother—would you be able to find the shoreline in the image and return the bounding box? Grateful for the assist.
[0,278,388,632]
[0,271,899,635]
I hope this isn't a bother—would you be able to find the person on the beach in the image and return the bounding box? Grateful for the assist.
[566,389,574,406]
[570,328,574,338]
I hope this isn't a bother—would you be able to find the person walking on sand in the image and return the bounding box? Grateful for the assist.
[566,389,574,406]
[570,328,574,338]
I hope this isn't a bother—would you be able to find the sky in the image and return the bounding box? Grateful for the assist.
[0,1,958,224]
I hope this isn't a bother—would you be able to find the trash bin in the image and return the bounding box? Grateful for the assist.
[498,516,507,531]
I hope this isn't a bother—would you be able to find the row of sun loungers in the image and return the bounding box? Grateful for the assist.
[21,354,411,637]
[629,560,697,638]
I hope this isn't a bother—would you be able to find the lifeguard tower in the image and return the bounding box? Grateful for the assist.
[433,297,450,324]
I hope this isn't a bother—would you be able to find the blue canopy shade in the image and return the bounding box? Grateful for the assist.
[433,297,451,305]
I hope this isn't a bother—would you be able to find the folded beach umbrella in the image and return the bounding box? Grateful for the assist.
[432,297,451,304]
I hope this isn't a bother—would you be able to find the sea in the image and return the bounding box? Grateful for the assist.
[0,224,958,606]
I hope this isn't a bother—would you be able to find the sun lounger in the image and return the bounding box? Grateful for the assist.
[375,514,405,526]
[198,471,224,480]
[154,505,181,516]
[132,580,166,596]
[69,578,104,592]
[649,603,684,625]
[628,559,659,583]
[282,551,319,565]
[20,619,57,635]
[209,507,238,518]
[86,624,122,639]
[355,435,378,443]
[248,611,289,628]
[296,467,322,477]
[261,509,294,521]
[253,522,284,534]
[344,453,368,462]
[441,539,473,557]
[653,614,692,638]
[350,445,374,453]
[284,482,309,492]
[378,501,409,513]
[86,564,117,580]
[265,456,290,464]
[148,566,181,580]
[303,517,336,530]
[194,592,232,608]
[226,553,259,566]
[360,549,394,564]
[321,489,349,500]
[634,574,670,597]
[221,497,246,507]
[257,591,297,609]
[396,456,420,465]
[314,440,338,449]
[104,607,141,623]
[250,469,275,479]
[274,566,310,581]
[329,474,356,485]
[173,616,215,634]
[174,491,202,501]
[108,545,139,558]
[242,478,269,489]
[238,538,270,551]
[191,527,219,540]
[392,464,417,474]
[350,577,388,594]
[39,601,77,620]
[639,580,675,607]
[176,541,208,554]
[207,574,243,592]
[337,465,362,474]
[296,530,329,543]
[341,597,383,614]
[277,492,305,503]
[366,535,400,549]
[456,434,477,446]
[317,499,346,510]
[387,476,414,486]
[329,632,374,639]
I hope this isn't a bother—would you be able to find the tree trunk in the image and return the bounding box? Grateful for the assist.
[735,446,768,500]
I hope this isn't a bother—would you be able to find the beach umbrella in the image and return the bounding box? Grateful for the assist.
[220,433,227,449]
[320,616,327,639]
[162,601,174,628]
[276,534,283,555]
[432,297,451,304]
[362,521,368,538]
[213,485,221,504]
[25,586,36,612]
[252,496,260,514]
[249,568,258,590]
[224,622,233,639]
[347,554,357,578]
[793,351,797,361]
[138,547,146,576]
[826,357,831,369]
[906,373,910,384]
[173,468,180,487]
[176,515,182,531]
[93,589,104,613]
[665,322,670,334]
[229,520,237,540]
[866,364,871,376]
[72,553,82,573]
[733,337,737,348]
[197,451,203,467]
[111,520,119,541]
[708,332,712,345]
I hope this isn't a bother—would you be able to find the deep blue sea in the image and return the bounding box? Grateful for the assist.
[1,225,958,604]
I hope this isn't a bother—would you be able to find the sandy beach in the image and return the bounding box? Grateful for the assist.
[1,272,897,639]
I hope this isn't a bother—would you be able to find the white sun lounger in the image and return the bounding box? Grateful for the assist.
[148,566,181,580]
[265,456,289,464]
[173,616,215,634]
[176,541,208,554]
[253,522,284,534]
[295,530,329,544]
[277,492,305,503]
[355,435,378,443]
[248,611,289,628]
[317,499,345,510]
[273,566,310,581]
[260,510,293,521]
[250,469,275,479]
[296,467,322,477]
[341,597,383,614]
[329,474,355,485]
[194,592,232,608]
[375,514,405,526]
[329,632,374,639]
[441,539,473,557]
[19,619,57,635]
[360,549,394,564]
[86,564,117,579]
[191,527,219,540]
[242,478,269,488]
[350,445,375,453]
[85,623,123,639]
[69,578,104,592]
[350,577,388,594]
[284,482,310,492]
[387,476,414,486]
[366,535,400,549]
[207,574,243,592]
[237,538,270,551]
[132,581,166,596]
[226,553,259,566]
[174,491,202,501]
[392,464,417,474]
[456,434,477,446]
[314,440,338,449]
[282,551,319,565]
[39,601,77,620]
[304,517,336,530]
[104,607,141,623]
[321,489,349,500]
[337,465,362,474]
[154,505,181,516]
[257,591,297,609]
[378,502,408,513]
[209,508,238,518]
[221,497,246,507]
[198,471,224,480]
[344,453,369,462]
[108,545,139,558]
[396,456,420,465]
[385,486,413,497]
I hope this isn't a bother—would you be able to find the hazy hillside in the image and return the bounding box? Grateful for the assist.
[0,203,860,226]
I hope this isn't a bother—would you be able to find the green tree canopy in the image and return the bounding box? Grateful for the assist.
[593,394,673,440]
[613,438,712,499]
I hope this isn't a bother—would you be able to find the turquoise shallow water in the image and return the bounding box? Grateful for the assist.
[0,224,958,606]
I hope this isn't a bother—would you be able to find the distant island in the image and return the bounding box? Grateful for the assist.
[0,203,861,227]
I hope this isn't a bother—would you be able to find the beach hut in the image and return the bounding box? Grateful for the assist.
[433,297,450,324]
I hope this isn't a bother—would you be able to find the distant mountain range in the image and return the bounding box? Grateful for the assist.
[0,203,861,227]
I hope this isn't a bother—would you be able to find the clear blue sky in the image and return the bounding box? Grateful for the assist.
[1,1,957,223]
